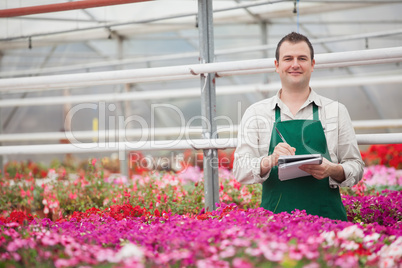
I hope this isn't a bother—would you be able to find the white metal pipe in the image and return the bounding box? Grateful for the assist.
[356,133,402,145]
[1,73,401,107]
[316,47,402,64]
[0,139,238,155]
[0,47,401,92]
[353,120,402,129]
[1,121,401,143]
[310,74,402,89]
[0,126,237,142]
[0,52,201,78]
[312,57,402,69]
[0,133,400,155]
[217,57,402,77]
[6,56,399,95]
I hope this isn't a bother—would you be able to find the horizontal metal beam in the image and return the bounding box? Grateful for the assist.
[0,47,401,92]
[0,134,400,155]
[0,0,152,18]
[0,120,401,143]
[0,73,401,107]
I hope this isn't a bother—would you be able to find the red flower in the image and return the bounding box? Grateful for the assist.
[4,211,34,225]
[154,209,160,217]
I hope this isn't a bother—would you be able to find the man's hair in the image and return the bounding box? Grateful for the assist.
[275,32,314,61]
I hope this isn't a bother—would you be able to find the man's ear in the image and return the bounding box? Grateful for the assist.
[274,59,279,72]
[311,59,315,72]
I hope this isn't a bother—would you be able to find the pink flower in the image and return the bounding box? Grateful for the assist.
[334,255,359,268]
[259,240,286,262]
[6,239,26,252]
[303,262,320,268]
[68,193,77,200]
[41,234,59,246]
[60,235,74,247]
[3,228,20,239]
[11,252,21,262]
[232,257,253,268]
[219,246,235,258]
[289,245,304,260]
[5,222,20,228]
[20,188,26,198]
[54,258,71,268]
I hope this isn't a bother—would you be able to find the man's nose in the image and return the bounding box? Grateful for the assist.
[291,59,300,67]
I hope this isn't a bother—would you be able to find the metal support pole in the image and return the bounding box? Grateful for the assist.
[0,51,4,173]
[116,35,129,178]
[198,0,219,212]
[0,96,3,174]
[260,21,269,85]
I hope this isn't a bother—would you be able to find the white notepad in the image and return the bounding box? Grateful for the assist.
[278,154,323,181]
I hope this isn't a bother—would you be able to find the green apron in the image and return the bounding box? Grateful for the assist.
[261,103,347,221]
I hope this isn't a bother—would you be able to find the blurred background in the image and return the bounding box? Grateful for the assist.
[0,0,401,167]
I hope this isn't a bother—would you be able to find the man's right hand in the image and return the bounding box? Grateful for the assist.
[270,142,296,166]
[260,143,296,176]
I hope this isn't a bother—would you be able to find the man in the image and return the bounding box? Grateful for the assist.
[233,32,364,221]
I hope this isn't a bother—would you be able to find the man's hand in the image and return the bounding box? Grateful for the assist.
[299,158,346,183]
[270,142,296,166]
[260,143,296,176]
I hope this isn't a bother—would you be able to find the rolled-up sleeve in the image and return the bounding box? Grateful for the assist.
[329,104,365,188]
[233,106,271,185]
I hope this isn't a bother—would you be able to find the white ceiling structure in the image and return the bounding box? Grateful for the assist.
[0,0,401,162]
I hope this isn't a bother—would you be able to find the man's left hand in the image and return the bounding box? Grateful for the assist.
[299,158,345,182]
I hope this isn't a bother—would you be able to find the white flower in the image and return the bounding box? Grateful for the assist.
[363,233,380,242]
[320,231,336,246]
[338,225,364,240]
[43,207,49,214]
[378,237,402,268]
[363,233,380,247]
[115,243,144,261]
[341,241,359,251]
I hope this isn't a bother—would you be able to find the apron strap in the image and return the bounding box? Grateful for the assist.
[275,104,281,122]
[275,102,319,122]
[312,102,319,121]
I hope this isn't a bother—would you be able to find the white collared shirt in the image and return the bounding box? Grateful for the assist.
[233,89,364,188]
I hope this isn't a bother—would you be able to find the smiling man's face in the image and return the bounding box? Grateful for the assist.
[275,41,315,91]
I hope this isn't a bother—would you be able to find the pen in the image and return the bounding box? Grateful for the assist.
[275,126,288,144]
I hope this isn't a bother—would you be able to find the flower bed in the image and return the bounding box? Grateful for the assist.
[1,203,401,268]
[1,168,402,267]
[0,144,401,267]
[2,162,401,221]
